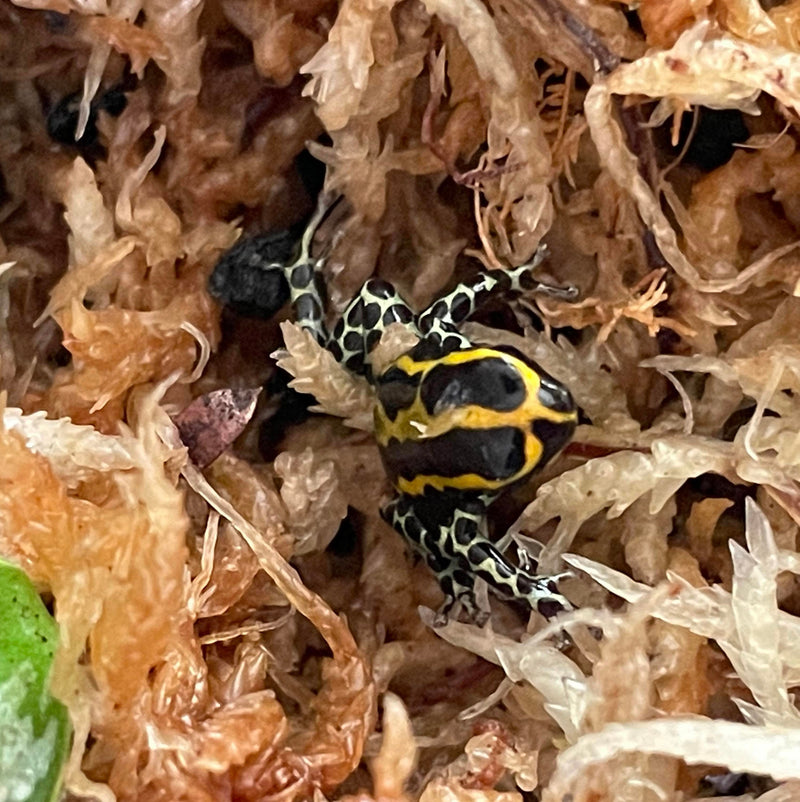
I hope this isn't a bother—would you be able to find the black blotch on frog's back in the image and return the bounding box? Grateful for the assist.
[420,358,526,416]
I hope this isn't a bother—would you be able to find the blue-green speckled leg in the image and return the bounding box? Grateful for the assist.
[383,497,487,623]
[266,198,333,346]
[328,280,417,376]
[383,495,573,622]
[416,246,578,338]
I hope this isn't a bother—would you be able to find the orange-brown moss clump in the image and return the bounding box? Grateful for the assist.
[3,0,800,799]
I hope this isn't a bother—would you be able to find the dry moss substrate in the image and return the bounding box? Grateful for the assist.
[2,0,800,799]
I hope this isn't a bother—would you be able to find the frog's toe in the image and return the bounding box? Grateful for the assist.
[515,572,574,619]
[432,592,489,627]
[467,604,491,627]
[433,598,455,627]
[536,593,573,619]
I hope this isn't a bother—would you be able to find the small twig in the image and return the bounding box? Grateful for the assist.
[659,105,700,181]
[642,230,668,269]
[472,161,504,269]
[554,67,574,153]
[456,159,522,188]
[535,0,619,73]
[421,46,522,188]
[421,47,453,172]
[616,99,661,189]
[535,0,666,267]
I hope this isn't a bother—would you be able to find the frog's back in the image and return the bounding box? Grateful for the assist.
[374,345,577,497]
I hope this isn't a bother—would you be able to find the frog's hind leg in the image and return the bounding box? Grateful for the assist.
[278,200,334,345]
[329,279,416,376]
[416,245,578,337]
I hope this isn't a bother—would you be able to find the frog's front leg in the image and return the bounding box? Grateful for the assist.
[384,494,572,622]
[442,502,573,620]
[382,496,488,623]
[329,279,416,376]
[416,247,578,341]
[450,524,574,620]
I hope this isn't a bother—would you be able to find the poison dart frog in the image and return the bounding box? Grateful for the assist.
[260,201,579,623]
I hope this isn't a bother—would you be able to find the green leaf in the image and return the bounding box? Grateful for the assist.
[0,559,71,802]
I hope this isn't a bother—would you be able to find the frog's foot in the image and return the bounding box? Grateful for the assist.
[445,521,574,620]
[383,497,491,625]
[384,496,572,622]
[434,568,490,627]
[518,576,574,619]
[432,596,490,628]
[416,247,579,344]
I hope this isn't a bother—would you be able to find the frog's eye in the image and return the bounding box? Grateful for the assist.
[536,372,576,414]
[421,358,526,416]
[532,416,577,467]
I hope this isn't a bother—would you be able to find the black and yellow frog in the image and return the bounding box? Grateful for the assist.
[218,201,579,623]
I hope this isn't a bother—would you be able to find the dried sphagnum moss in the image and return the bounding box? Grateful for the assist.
[4,0,800,800]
